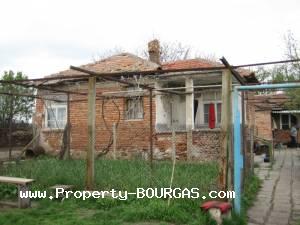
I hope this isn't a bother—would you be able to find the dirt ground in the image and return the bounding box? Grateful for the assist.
[0,147,22,161]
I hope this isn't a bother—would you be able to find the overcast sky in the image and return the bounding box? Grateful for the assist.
[1,0,299,78]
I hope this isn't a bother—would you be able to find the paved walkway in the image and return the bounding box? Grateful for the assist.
[248,149,300,225]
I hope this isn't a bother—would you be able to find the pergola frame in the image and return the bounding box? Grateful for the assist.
[233,82,300,213]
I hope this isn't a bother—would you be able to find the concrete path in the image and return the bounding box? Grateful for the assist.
[248,149,300,225]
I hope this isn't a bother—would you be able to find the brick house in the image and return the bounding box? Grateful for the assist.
[251,93,300,145]
[33,40,258,161]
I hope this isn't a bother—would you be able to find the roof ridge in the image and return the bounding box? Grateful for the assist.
[45,53,160,78]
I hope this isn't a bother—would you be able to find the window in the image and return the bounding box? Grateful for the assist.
[202,91,222,126]
[125,97,143,120]
[204,104,209,124]
[280,114,290,130]
[46,103,67,129]
[217,103,222,124]
[203,103,222,125]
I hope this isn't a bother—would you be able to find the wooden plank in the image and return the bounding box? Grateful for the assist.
[86,77,96,190]
[18,184,31,208]
[220,69,232,191]
[168,127,176,207]
[250,126,254,174]
[65,93,71,159]
[113,123,117,160]
[149,89,153,169]
[0,176,34,185]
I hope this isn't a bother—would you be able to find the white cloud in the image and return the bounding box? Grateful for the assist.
[0,0,300,78]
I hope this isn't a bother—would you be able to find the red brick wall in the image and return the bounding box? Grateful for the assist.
[34,84,157,159]
[154,132,187,160]
[273,130,291,144]
[34,83,226,162]
[255,110,272,140]
[153,130,221,162]
[191,130,221,161]
[245,92,256,127]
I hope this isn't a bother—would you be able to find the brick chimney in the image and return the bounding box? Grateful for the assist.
[148,39,161,65]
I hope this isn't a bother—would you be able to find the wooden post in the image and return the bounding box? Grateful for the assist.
[86,77,96,190]
[250,126,254,174]
[220,69,232,191]
[65,93,71,159]
[113,123,117,160]
[171,128,176,161]
[149,89,153,169]
[168,127,176,207]
[185,78,194,161]
[18,185,31,208]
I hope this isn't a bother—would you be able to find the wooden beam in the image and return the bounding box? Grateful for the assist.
[113,123,117,160]
[220,57,245,85]
[86,77,96,190]
[70,66,181,96]
[220,69,233,191]
[149,89,153,169]
[65,93,71,159]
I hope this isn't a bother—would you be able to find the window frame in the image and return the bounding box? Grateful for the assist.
[202,91,222,126]
[44,102,67,129]
[280,114,291,130]
[124,96,144,120]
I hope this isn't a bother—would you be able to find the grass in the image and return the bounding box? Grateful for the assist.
[239,174,261,224]
[222,174,261,225]
[242,174,261,210]
[0,157,218,193]
[0,157,219,225]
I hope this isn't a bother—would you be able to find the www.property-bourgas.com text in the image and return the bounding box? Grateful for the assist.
[20,188,235,201]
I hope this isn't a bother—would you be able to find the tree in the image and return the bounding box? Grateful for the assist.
[255,31,300,109]
[138,40,191,63]
[284,31,300,109]
[0,71,34,159]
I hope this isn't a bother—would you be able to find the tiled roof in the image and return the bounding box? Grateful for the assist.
[162,58,258,83]
[44,54,258,84]
[250,93,288,110]
[47,53,160,78]
[162,59,255,77]
[162,58,223,70]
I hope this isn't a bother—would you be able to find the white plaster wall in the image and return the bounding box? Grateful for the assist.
[171,95,186,128]
[155,94,171,127]
[155,94,186,130]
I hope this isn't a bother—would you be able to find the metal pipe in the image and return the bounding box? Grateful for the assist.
[233,81,300,214]
[0,80,88,96]
[233,88,243,214]
[70,66,181,95]
[1,58,299,83]
[237,83,300,90]
[233,58,300,68]
[0,91,65,102]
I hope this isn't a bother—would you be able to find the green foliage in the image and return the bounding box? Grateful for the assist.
[242,175,261,210]
[222,174,261,225]
[0,158,218,193]
[222,212,246,225]
[255,32,300,110]
[0,158,219,224]
[0,197,218,225]
[0,70,34,125]
[0,184,17,199]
